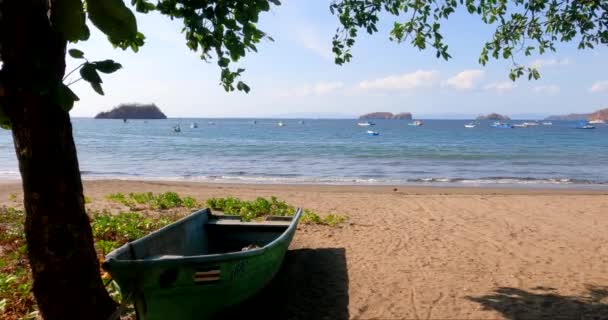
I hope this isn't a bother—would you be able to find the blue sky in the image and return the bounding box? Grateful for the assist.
[67,0,608,118]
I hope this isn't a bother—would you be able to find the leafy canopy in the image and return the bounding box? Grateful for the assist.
[56,0,281,100]
[330,0,608,81]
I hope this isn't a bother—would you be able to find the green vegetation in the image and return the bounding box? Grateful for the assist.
[206,196,347,226]
[84,195,92,204]
[106,191,200,210]
[0,207,36,318]
[0,206,182,318]
[90,211,179,252]
[7,194,17,202]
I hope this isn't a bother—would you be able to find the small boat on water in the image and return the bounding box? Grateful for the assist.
[408,120,423,126]
[367,130,380,136]
[542,121,553,126]
[190,122,198,129]
[357,121,375,126]
[522,121,539,126]
[464,122,477,128]
[208,121,216,125]
[575,121,596,129]
[589,119,605,124]
[576,125,596,129]
[277,121,285,127]
[298,120,305,124]
[513,123,528,128]
[251,120,257,124]
[490,121,513,129]
[103,208,302,320]
[173,125,181,133]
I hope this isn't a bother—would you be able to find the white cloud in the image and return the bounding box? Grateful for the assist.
[483,81,517,94]
[533,85,560,95]
[358,70,440,90]
[283,81,345,97]
[531,58,571,69]
[590,81,608,93]
[444,70,484,90]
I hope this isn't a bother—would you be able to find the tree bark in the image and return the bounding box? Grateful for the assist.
[0,1,117,319]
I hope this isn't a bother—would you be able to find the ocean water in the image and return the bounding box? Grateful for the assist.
[1,118,607,188]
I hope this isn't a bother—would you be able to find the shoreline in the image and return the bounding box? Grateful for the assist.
[2,178,608,195]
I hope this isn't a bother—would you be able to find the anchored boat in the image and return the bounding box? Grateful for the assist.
[103,208,302,320]
[357,121,375,126]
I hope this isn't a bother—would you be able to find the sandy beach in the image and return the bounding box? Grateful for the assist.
[1,180,608,319]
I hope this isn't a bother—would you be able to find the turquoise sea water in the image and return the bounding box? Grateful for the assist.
[1,118,607,187]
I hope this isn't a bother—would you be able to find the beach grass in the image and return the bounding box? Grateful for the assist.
[206,196,347,225]
[106,191,199,210]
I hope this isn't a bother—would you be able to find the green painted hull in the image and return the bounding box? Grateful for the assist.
[103,209,302,320]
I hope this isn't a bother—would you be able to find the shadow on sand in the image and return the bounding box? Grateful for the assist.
[214,247,349,320]
[467,284,608,320]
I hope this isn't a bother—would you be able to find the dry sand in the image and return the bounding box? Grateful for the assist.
[1,180,608,319]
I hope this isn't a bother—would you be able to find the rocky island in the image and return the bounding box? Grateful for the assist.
[95,104,167,119]
[476,113,510,121]
[545,108,608,121]
[588,108,608,121]
[544,113,590,121]
[359,112,413,120]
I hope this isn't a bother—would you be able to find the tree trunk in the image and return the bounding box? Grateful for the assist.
[0,1,117,319]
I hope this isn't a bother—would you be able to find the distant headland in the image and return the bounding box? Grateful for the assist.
[359,112,413,120]
[95,104,167,119]
[476,113,510,121]
[545,107,608,121]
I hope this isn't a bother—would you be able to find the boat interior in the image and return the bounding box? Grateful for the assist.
[108,210,293,260]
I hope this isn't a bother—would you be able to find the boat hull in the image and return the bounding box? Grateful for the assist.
[103,209,302,320]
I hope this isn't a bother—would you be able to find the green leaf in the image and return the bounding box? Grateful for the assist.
[68,49,85,59]
[51,0,86,42]
[80,64,102,84]
[0,105,11,130]
[54,83,80,112]
[91,82,105,95]
[88,0,138,43]
[236,81,250,93]
[93,60,122,73]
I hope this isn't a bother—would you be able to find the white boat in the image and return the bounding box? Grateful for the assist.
[522,121,539,126]
[357,121,375,126]
[190,122,198,129]
[464,122,476,128]
[542,121,553,126]
[208,121,216,125]
[589,119,605,124]
[366,130,379,136]
[513,123,528,128]
[277,121,285,127]
[408,120,423,126]
[298,120,305,124]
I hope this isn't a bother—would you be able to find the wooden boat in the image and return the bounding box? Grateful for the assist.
[103,208,302,320]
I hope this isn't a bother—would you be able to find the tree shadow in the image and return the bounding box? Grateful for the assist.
[213,247,349,320]
[466,284,608,320]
